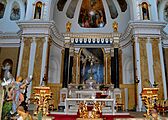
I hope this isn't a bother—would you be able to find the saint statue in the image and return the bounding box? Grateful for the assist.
[34,2,42,19]
[142,2,150,20]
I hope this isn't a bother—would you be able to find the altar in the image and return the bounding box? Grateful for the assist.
[58,83,118,114]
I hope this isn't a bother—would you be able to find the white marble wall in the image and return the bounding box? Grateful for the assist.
[48,43,62,83]
[122,44,134,84]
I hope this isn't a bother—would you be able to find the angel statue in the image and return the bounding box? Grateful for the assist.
[1,73,32,114]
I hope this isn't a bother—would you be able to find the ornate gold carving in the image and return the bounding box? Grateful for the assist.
[66,21,72,32]
[31,86,53,116]
[139,39,149,88]
[107,53,111,84]
[113,21,118,32]
[141,88,159,118]
[72,53,77,83]
[20,38,31,78]
[152,39,164,99]
[78,102,103,119]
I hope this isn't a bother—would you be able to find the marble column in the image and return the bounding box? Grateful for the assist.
[146,38,154,86]
[133,37,142,111]
[69,56,73,84]
[19,38,31,79]
[60,49,65,84]
[158,38,167,99]
[32,38,44,87]
[139,38,150,88]
[72,53,77,84]
[152,38,167,99]
[40,37,51,85]
[62,48,69,88]
[114,48,119,88]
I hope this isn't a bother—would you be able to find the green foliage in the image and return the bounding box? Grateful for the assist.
[2,101,12,120]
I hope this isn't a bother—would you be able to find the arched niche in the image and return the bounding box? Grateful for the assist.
[79,48,104,84]
[10,1,20,20]
[0,2,6,19]
[1,59,13,80]
[34,1,43,19]
[139,1,151,20]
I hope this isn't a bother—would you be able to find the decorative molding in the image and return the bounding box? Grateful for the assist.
[120,21,167,48]
[17,20,64,48]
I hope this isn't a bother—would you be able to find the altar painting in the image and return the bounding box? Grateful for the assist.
[80,48,104,83]
[78,0,106,28]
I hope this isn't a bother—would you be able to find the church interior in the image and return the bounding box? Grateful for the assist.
[0,0,168,119]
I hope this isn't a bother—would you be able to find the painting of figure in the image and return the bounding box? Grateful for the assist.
[78,0,106,28]
[80,48,104,84]
[10,2,20,20]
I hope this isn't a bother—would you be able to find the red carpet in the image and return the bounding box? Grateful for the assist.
[49,114,134,120]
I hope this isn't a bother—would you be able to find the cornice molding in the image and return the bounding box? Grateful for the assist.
[120,21,167,48]
[17,20,64,47]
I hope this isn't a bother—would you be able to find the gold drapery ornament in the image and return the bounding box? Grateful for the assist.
[113,21,118,32]
[66,21,72,32]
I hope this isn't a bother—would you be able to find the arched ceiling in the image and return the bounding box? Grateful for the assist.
[50,0,131,33]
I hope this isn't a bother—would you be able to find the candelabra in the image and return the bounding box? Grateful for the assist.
[32,86,53,116]
[141,88,159,118]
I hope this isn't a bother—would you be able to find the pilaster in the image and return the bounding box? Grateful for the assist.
[19,37,31,79]
[133,37,142,111]
[32,37,45,87]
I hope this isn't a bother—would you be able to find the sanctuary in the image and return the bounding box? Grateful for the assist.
[0,0,168,119]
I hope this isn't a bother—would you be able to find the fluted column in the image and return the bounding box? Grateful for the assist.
[72,53,77,84]
[62,48,69,88]
[19,37,31,78]
[32,38,45,87]
[133,37,142,111]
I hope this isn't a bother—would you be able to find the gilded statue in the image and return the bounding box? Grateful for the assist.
[66,21,72,32]
[113,21,118,32]
[78,102,88,118]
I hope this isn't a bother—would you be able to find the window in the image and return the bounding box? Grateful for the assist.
[106,0,118,19]
[0,3,5,19]
[57,0,67,11]
[164,2,168,22]
[66,0,78,19]
[10,2,20,20]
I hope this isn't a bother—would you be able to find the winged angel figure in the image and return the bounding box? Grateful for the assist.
[1,71,32,114]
